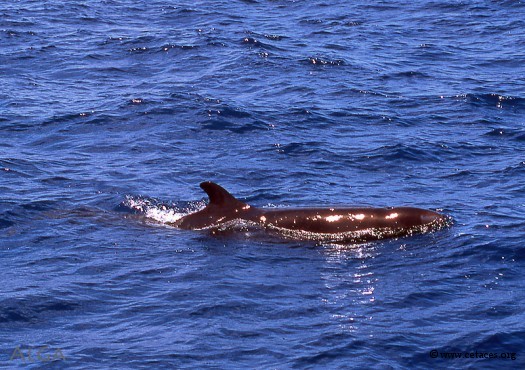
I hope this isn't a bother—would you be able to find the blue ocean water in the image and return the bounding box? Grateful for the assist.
[1,0,525,368]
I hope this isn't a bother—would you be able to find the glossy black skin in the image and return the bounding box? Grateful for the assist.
[174,182,446,240]
[247,206,444,233]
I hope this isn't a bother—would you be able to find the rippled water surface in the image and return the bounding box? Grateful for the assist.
[1,0,525,368]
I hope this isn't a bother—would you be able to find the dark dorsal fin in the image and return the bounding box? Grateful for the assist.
[200,181,247,208]
[177,182,251,230]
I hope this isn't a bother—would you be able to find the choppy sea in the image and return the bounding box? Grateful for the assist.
[1,0,525,368]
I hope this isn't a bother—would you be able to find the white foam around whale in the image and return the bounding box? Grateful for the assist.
[123,196,206,225]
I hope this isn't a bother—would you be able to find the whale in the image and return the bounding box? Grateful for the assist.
[172,181,448,243]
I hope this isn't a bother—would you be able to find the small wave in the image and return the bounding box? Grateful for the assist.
[457,93,525,109]
[500,161,525,176]
[241,34,285,53]
[124,39,200,54]
[0,296,80,324]
[200,119,268,133]
[159,43,198,52]
[381,71,430,80]
[242,36,264,47]
[365,143,440,162]
[0,218,15,229]
[1,165,29,178]
[441,170,474,179]
[128,46,149,53]
[263,34,286,41]
[200,102,267,133]
[345,21,364,27]
[206,106,252,119]
[299,18,324,25]
[1,29,37,38]
[270,141,330,156]
[484,128,525,141]
[306,57,345,66]
[21,199,59,212]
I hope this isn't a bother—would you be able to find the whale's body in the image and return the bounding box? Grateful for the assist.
[173,182,448,242]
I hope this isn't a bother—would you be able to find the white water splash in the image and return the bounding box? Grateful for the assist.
[144,205,183,224]
[123,196,199,225]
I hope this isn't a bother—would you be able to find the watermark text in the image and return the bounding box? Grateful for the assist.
[430,349,517,361]
[9,345,65,363]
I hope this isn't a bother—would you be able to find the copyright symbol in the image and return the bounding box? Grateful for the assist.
[430,350,439,358]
